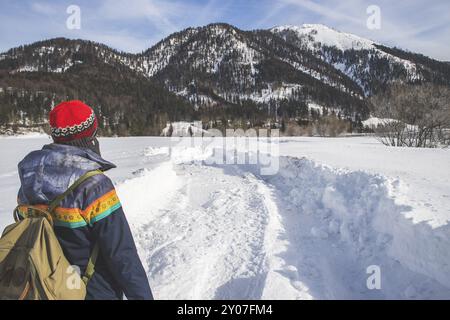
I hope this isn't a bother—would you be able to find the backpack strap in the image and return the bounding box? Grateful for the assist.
[47,169,103,286]
[82,242,100,285]
[47,169,104,214]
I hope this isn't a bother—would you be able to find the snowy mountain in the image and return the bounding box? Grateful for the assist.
[1,23,449,135]
[271,24,376,51]
[271,24,450,94]
[141,24,365,112]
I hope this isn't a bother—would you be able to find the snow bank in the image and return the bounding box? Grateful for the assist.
[117,161,181,226]
[272,157,450,291]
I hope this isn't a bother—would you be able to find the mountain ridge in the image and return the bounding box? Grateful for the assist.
[1,23,449,135]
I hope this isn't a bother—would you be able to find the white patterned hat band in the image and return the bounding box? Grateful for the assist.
[51,111,96,137]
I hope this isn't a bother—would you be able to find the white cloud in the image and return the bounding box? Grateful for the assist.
[279,0,363,25]
[261,0,450,61]
[97,0,208,34]
[31,2,59,15]
[88,0,229,52]
[1,0,449,60]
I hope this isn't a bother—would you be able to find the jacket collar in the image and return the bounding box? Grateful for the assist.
[42,143,116,171]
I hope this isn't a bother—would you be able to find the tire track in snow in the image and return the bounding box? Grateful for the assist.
[122,161,274,299]
[253,175,314,299]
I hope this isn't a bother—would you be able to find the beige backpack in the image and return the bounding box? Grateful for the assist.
[0,170,102,300]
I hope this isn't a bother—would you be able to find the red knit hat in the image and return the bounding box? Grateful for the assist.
[49,100,98,142]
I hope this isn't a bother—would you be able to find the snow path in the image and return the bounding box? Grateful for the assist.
[121,163,273,299]
[115,147,450,299]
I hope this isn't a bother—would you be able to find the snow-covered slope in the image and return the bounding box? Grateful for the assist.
[142,24,261,78]
[272,24,375,51]
[271,24,426,94]
[1,136,449,299]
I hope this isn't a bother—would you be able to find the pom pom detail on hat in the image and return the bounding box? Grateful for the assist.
[49,100,98,142]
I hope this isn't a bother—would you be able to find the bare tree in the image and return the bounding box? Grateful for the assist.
[285,121,302,136]
[370,84,450,148]
[314,115,350,137]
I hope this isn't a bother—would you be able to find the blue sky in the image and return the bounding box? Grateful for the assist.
[1,0,449,61]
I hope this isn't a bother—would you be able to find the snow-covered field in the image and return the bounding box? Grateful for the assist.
[1,135,449,299]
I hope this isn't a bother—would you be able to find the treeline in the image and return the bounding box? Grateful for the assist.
[0,61,195,136]
[374,44,450,84]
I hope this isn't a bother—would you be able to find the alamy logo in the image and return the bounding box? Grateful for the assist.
[66,5,81,30]
[170,128,280,176]
[366,5,381,30]
[66,265,82,290]
[366,265,381,290]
